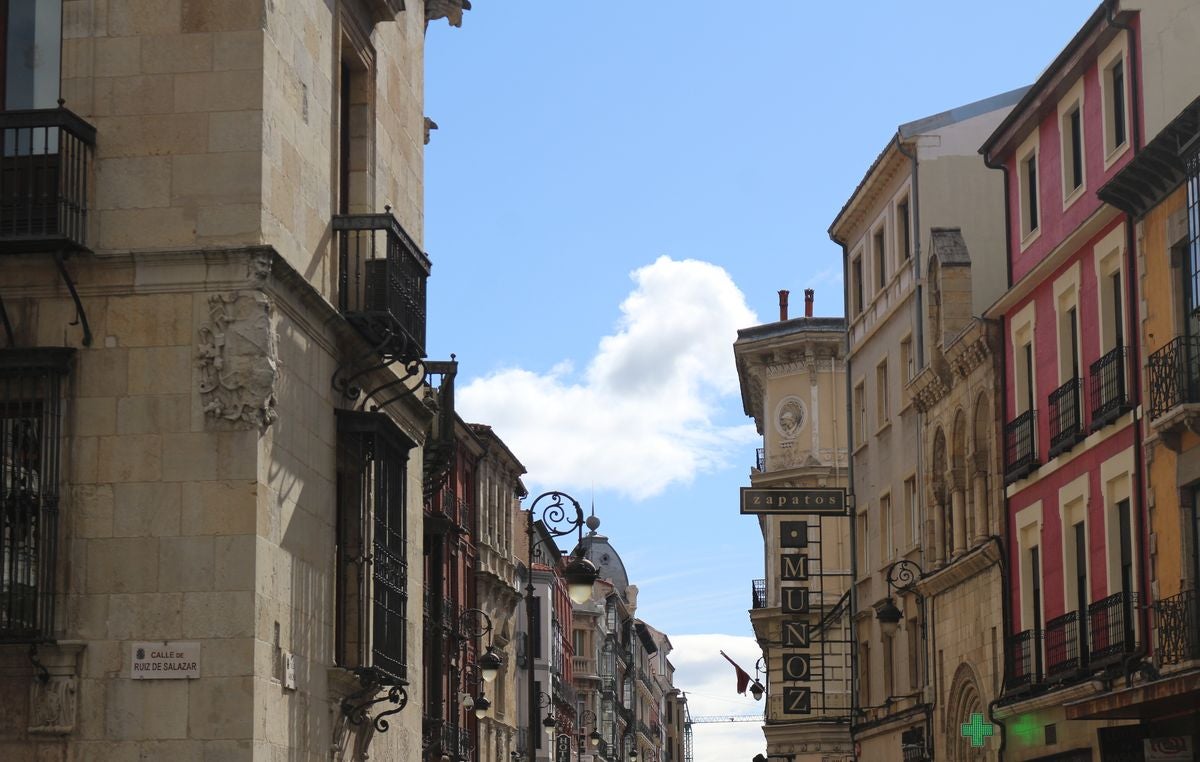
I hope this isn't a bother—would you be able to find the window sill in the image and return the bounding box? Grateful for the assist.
[1019,225,1042,252]
[1062,182,1086,212]
[1103,139,1130,172]
[875,420,892,437]
[853,440,869,457]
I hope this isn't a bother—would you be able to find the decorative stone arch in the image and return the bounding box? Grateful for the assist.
[945,661,988,762]
[971,390,994,542]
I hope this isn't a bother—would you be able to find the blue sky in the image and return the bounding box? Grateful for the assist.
[424,2,1101,757]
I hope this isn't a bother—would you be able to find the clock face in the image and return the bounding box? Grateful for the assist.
[774,396,807,439]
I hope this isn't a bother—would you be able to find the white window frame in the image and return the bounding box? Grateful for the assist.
[1010,300,1038,416]
[1053,263,1082,384]
[1093,224,1128,355]
[1058,474,1091,614]
[1017,130,1042,249]
[1015,501,1044,634]
[1100,448,1137,601]
[1099,34,1132,169]
[1058,78,1087,210]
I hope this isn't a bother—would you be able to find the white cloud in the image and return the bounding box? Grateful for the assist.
[458,256,759,499]
[671,634,766,761]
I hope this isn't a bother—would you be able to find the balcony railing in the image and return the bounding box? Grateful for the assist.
[1088,591,1138,667]
[1147,335,1200,420]
[573,656,597,677]
[1044,610,1084,679]
[0,108,96,254]
[751,579,767,609]
[1005,628,1042,692]
[1089,346,1131,429]
[1156,589,1200,665]
[334,210,430,362]
[1048,379,1084,458]
[1004,410,1039,484]
[755,447,766,471]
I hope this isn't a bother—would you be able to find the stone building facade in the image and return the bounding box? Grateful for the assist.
[829,89,1019,762]
[734,291,853,761]
[0,1,470,760]
[908,229,1006,762]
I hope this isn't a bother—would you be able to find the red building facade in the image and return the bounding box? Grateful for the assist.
[983,6,1149,760]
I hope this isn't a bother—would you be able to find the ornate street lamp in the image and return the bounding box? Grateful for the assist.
[874,559,932,761]
[579,708,602,747]
[750,657,766,701]
[524,491,601,761]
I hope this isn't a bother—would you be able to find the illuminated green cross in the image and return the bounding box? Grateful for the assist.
[961,713,995,747]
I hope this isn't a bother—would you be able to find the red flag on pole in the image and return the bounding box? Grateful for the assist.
[720,650,752,695]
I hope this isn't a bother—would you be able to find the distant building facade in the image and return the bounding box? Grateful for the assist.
[734,289,854,761]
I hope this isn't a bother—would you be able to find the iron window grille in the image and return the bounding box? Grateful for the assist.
[1089,346,1131,429]
[1005,628,1042,692]
[335,409,413,685]
[1155,589,1200,665]
[333,210,430,363]
[0,108,96,254]
[1,348,73,642]
[1004,409,1039,484]
[1044,610,1084,679]
[1147,335,1200,419]
[1086,591,1138,667]
[1048,378,1084,458]
[751,578,767,609]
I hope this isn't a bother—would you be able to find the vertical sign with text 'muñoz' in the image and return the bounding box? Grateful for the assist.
[742,487,848,715]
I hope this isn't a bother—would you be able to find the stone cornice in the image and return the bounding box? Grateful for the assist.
[914,541,1000,598]
[944,319,995,379]
[908,364,951,413]
[993,679,1104,719]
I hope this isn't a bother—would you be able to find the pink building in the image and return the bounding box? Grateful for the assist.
[982,5,1147,760]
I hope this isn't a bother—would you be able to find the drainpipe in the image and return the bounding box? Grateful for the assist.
[1106,0,1153,686]
[985,534,1011,762]
[835,236,860,738]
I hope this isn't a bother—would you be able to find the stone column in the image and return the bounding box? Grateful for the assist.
[951,489,967,558]
[973,471,989,544]
[933,500,946,567]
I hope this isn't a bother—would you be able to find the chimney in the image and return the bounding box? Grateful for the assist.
[805,288,815,317]
[778,290,790,322]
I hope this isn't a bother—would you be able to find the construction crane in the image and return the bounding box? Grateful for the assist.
[681,696,763,762]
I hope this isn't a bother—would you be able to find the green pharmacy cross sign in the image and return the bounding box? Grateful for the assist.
[961,713,995,748]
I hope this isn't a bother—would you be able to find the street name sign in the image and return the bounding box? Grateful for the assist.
[131,641,200,679]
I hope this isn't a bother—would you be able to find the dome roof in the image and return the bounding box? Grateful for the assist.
[574,532,629,594]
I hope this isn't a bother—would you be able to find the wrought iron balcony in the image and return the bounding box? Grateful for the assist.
[1087,591,1138,667]
[1004,409,1039,484]
[1089,346,1131,430]
[1044,610,1084,679]
[0,108,95,254]
[334,210,430,362]
[1048,378,1084,458]
[1005,628,1042,693]
[755,447,766,471]
[1156,589,1200,666]
[1147,335,1200,421]
[751,579,767,609]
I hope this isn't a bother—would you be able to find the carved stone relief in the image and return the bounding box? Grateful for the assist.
[197,291,279,429]
[426,0,471,27]
[28,676,77,735]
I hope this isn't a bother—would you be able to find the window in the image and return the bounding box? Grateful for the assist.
[876,359,890,427]
[1062,104,1084,196]
[907,617,922,691]
[874,228,887,290]
[335,409,413,684]
[880,493,893,562]
[1104,56,1128,156]
[1016,340,1035,414]
[2,1,62,110]
[0,348,71,641]
[905,476,919,547]
[856,510,870,577]
[897,198,911,261]
[854,381,867,447]
[337,21,375,215]
[858,641,871,707]
[852,255,864,316]
[1020,150,1040,238]
[900,335,914,383]
[882,633,895,699]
